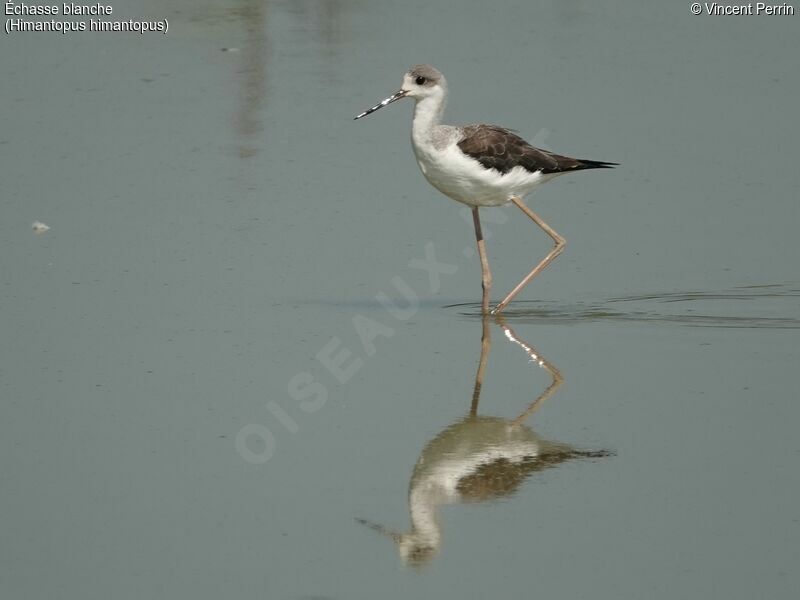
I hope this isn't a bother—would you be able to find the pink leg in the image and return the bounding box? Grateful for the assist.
[492,197,566,313]
[472,207,492,314]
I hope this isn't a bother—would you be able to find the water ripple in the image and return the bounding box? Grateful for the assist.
[447,283,800,329]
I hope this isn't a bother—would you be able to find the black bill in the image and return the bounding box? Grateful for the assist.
[354,90,407,120]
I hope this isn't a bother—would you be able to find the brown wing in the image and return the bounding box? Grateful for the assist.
[457,125,617,175]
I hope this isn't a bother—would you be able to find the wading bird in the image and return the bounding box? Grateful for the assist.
[355,65,617,313]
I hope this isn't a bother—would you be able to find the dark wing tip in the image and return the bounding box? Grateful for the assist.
[551,158,618,173]
[577,159,619,169]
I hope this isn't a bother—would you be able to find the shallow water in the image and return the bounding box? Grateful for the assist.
[451,283,800,328]
[2,1,799,598]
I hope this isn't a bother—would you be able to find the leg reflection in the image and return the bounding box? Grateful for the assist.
[357,317,611,567]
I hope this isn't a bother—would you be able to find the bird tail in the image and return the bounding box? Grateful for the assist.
[570,449,616,459]
[572,159,619,171]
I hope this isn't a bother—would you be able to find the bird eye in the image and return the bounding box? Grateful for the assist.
[415,76,426,85]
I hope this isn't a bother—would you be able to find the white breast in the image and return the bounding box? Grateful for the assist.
[412,133,547,208]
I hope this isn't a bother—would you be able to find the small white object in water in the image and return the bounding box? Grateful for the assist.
[32,221,50,234]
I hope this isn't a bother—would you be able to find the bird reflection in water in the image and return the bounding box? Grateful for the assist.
[357,316,612,567]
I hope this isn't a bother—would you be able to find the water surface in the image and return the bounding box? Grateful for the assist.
[2,1,798,598]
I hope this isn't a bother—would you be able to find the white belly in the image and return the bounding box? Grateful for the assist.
[413,141,549,207]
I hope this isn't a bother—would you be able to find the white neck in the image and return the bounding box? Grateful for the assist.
[403,481,445,551]
[412,94,446,141]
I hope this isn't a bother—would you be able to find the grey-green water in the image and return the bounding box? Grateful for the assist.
[2,1,798,598]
